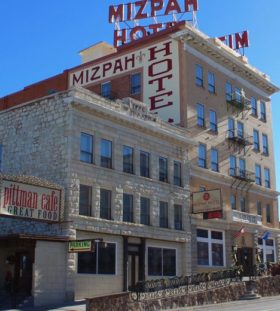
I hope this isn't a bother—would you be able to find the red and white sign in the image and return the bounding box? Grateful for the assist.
[218,30,249,51]
[109,0,199,47]
[192,189,222,214]
[69,39,181,123]
[0,180,62,222]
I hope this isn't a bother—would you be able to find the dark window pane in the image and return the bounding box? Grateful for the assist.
[140,151,150,177]
[101,139,112,168]
[123,145,133,174]
[159,157,168,182]
[100,189,111,220]
[79,185,92,216]
[197,229,208,238]
[197,242,209,265]
[197,103,205,127]
[148,247,162,276]
[163,249,176,276]
[140,197,150,225]
[195,64,203,87]
[101,82,112,98]
[78,252,96,274]
[211,231,223,240]
[174,161,182,186]
[80,133,93,163]
[174,204,183,230]
[131,73,141,94]
[159,201,168,228]
[198,144,206,168]
[212,243,224,266]
[123,193,133,222]
[98,243,116,274]
[208,72,215,93]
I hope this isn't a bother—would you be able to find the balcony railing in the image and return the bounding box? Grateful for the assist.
[231,210,262,225]
[227,131,253,146]
[227,92,250,110]
[229,168,255,182]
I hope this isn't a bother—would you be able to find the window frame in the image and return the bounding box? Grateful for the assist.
[101,81,112,99]
[257,201,262,216]
[262,134,269,155]
[174,204,183,230]
[228,118,235,138]
[258,238,275,263]
[253,129,260,151]
[80,133,93,164]
[148,246,176,277]
[225,82,232,101]
[79,185,92,216]
[240,197,246,213]
[196,103,205,127]
[123,145,134,174]
[251,97,258,117]
[159,201,168,228]
[230,194,236,210]
[211,148,219,172]
[208,71,215,93]
[255,164,262,186]
[140,197,150,225]
[237,121,244,139]
[100,189,112,220]
[260,101,266,121]
[229,155,237,176]
[266,204,272,223]
[198,143,207,168]
[130,72,141,95]
[100,138,113,169]
[140,151,150,178]
[173,161,182,187]
[209,110,218,133]
[159,156,168,183]
[264,168,271,188]
[195,64,203,87]
[123,193,134,223]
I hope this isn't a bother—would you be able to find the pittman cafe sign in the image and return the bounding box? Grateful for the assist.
[192,189,222,219]
[0,180,62,222]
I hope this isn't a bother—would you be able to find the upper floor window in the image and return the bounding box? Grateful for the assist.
[209,110,217,132]
[173,161,182,187]
[230,194,236,210]
[239,158,246,178]
[79,185,92,216]
[255,164,262,186]
[264,168,271,188]
[228,118,235,138]
[235,87,242,103]
[258,238,275,263]
[196,103,205,127]
[101,139,112,169]
[101,81,112,99]
[123,145,134,174]
[260,101,266,121]
[100,189,112,220]
[225,82,232,101]
[237,121,244,139]
[148,247,176,277]
[251,97,257,116]
[211,148,219,172]
[140,197,150,225]
[208,72,215,93]
[198,144,207,168]
[266,204,272,223]
[80,133,93,163]
[159,201,168,228]
[262,134,269,155]
[253,130,260,151]
[229,155,237,176]
[257,201,262,216]
[174,204,183,230]
[195,64,203,87]
[78,243,116,275]
[240,197,246,212]
[159,157,168,182]
[131,72,141,95]
[140,151,150,178]
[123,193,133,223]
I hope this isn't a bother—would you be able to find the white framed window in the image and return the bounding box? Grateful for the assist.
[197,228,225,267]
[195,64,203,87]
[148,246,176,276]
[258,238,275,263]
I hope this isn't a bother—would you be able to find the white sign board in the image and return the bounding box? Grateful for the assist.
[192,189,222,214]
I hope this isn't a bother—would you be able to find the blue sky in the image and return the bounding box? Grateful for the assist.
[0,0,279,214]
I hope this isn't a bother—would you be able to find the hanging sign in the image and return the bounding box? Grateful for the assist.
[192,189,222,214]
[68,240,94,253]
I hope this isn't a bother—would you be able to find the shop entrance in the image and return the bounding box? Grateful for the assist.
[238,247,253,276]
[14,252,33,295]
[128,245,140,290]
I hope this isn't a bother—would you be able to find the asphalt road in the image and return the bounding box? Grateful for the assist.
[168,295,280,311]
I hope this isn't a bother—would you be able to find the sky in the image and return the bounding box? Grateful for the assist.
[0,0,280,215]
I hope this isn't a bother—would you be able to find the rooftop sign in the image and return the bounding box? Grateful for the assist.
[109,0,199,47]
[218,30,249,52]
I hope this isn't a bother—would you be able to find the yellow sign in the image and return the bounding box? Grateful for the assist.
[68,240,93,253]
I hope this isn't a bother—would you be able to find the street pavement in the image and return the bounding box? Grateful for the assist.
[167,295,280,311]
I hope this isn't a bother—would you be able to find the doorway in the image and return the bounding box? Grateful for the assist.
[14,252,33,296]
[128,245,140,290]
[237,247,253,276]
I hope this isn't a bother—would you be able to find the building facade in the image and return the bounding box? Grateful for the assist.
[0,22,279,306]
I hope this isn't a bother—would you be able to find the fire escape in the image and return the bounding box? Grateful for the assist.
[226,89,250,119]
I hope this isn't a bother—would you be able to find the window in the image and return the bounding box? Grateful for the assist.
[197,229,224,267]
[0,144,2,171]
[159,201,168,228]
[78,243,116,274]
[266,204,272,223]
[251,97,257,116]
[173,161,182,186]
[159,157,168,182]
[262,134,269,155]
[257,201,262,216]
[264,168,271,188]
[148,247,176,276]
[140,151,150,178]
[101,81,112,99]
[123,145,134,174]
[101,139,112,168]
[80,133,93,163]
[228,118,235,138]
[131,72,141,94]
[174,204,183,230]
[230,194,236,210]
[258,238,275,263]
[79,185,92,216]
[253,130,260,151]
[195,64,203,87]
[229,155,236,176]
[260,101,266,121]
[209,110,217,132]
[208,72,215,93]
[239,158,246,178]
[100,189,111,220]
[235,87,242,103]
[240,197,246,212]
[225,82,232,101]
[211,148,219,172]
[196,103,205,127]
[123,193,133,223]
[198,144,206,168]
[199,186,206,192]
[237,121,244,139]
[140,197,150,225]
[255,164,262,185]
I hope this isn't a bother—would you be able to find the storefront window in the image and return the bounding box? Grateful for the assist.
[258,238,275,263]
[148,247,176,276]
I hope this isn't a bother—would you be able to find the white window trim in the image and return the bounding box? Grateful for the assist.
[197,228,226,268]
[258,238,276,263]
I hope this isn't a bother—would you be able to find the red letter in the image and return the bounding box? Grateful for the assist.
[149,41,172,61]
[165,0,181,15]
[151,0,163,16]
[72,71,83,86]
[125,54,135,70]
[184,0,198,12]
[148,59,172,77]
[130,26,147,41]
[150,92,173,110]
[109,4,124,23]
[103,62,112,77]
[148,74,173,92]
[114,29,127,48]
[235,31,249,49]
[148,23,163,34]
[134,0,148,20]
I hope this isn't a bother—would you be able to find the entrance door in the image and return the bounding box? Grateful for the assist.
[14,252,33,295]
[128,254,139,290]
[238,247,253,276]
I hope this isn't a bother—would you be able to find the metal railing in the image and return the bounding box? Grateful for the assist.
[231,210,262,225]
